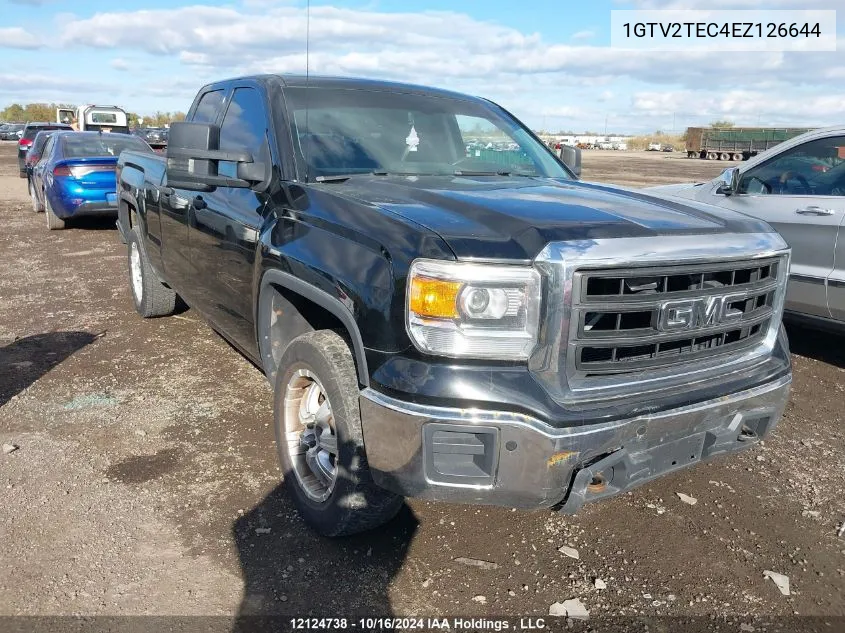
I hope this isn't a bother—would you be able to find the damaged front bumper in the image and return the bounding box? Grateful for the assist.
[359,374,791,512]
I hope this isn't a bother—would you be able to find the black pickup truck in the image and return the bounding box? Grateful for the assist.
[117,75,793,536]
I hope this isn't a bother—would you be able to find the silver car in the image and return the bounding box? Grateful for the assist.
[648,126,845,331]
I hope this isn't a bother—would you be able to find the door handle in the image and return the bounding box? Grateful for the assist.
[795,206,835,216]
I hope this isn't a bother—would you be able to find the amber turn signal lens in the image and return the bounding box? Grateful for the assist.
[409,276,461,318]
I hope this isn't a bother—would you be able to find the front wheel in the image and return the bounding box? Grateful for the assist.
[274,330,402,536]
[126,228,176,317]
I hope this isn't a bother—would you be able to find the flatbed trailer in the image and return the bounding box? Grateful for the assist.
[685,126,816,160]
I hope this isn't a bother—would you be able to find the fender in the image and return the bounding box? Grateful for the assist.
[257,269,369,387]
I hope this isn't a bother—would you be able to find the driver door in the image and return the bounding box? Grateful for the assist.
[725,134,845,318]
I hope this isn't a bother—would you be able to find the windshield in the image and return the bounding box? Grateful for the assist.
[283,87,570,181]
[61,134,150,158]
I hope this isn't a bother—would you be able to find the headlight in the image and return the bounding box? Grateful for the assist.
[406,259,542,360]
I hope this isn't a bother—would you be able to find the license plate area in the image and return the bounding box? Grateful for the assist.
[647,433,705,474]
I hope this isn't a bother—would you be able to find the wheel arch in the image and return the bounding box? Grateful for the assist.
[118,190,141,234]
[257,269,370,387]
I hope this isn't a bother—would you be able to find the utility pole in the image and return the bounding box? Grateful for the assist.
[604,114,608,136]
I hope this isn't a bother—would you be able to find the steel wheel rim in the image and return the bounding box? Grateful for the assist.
[283,368,339,503]
[129,242,143,302]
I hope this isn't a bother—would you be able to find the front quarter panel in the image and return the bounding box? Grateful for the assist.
[256,184,455,376]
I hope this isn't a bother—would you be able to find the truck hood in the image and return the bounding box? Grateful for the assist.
[334,175,772,260]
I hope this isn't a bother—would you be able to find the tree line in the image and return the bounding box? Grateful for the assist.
[1,102,186,128]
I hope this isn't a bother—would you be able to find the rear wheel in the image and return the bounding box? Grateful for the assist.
[274,330,402,536]
[45,195,65,230]
[29,180,43,213]
[732,153,743,161]
[126,227,176,317]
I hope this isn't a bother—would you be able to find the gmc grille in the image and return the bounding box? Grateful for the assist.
[570,258,783,376]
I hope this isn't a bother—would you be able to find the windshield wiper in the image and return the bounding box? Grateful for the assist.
[314,170,424,182]
[314,172,378,183]
[453,170,535,177]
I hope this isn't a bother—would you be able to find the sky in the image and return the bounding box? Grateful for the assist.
[0,0,842,134]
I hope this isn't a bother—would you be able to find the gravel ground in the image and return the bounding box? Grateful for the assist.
[1,144,843,627]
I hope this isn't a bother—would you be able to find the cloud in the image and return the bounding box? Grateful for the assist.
[619,0,844,8]
[0,27,42,49]
[0,73,108,97]
[629,88,845,126]
[179,51,213,66]
[55,5,844,93]
[0,2,833,132]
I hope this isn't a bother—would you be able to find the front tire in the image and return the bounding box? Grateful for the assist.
[274,330,402,537]
[45,195,65,230]
[126,228,176,317]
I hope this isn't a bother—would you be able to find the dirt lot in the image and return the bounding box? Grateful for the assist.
[1,145,843,628]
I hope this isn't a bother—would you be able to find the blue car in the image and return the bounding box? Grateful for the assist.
[30,131,152,230]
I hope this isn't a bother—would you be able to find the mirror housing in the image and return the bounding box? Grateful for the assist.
[716,166,740,196]
[560,145,582,177]
[165,121,262,190]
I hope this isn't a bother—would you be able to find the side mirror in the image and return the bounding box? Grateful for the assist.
[166,121,261,190]
[716,167,740,196]
[560,145,582,177]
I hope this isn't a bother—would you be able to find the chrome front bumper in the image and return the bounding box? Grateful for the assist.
[359,374,791,512]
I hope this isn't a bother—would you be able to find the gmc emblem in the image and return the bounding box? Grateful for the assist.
[657,294,746,331]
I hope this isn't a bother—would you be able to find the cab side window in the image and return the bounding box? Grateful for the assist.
[192,89,225,124]
[218,87,270,179]
[739,136,845,196]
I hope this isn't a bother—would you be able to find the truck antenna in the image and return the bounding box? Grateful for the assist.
[304,0,310,181]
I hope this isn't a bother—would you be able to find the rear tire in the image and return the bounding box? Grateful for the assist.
[29,179,43,213]
[126,227,176,317]
[45,195,65,230]
[274,330,402,537]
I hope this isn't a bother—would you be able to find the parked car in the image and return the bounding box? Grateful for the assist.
[647,125,845,331]
[23,130,56,187]
[30,131,152,229]
[143,127,169,144]
[116,75,791,537]
[17,122,73,177]
[0,123,25,140]
[662,144,675,152]
[647,142,662,151]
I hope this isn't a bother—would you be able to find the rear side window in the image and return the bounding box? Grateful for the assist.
[218,87,269,178]
[193,89,225,124]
